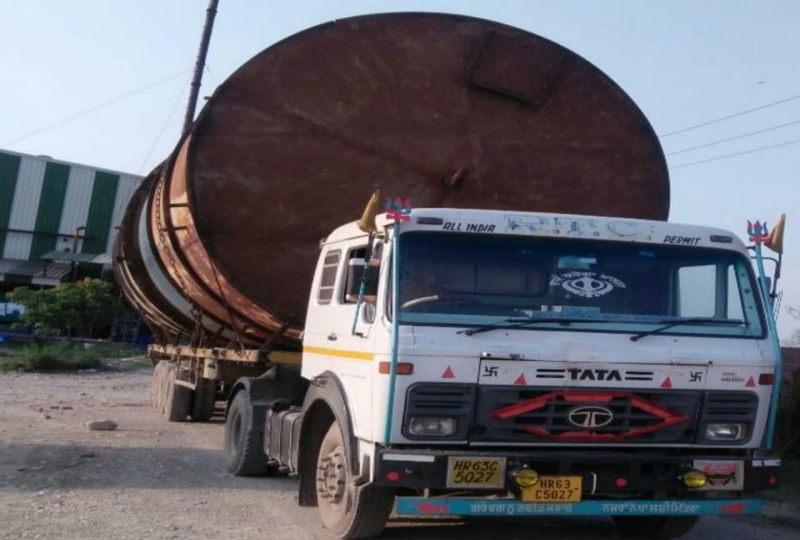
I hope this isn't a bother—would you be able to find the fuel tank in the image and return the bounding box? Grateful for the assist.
[114,12,669,349]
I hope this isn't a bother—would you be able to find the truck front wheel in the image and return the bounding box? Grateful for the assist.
[224,389,272,477]
[613,515,700,539]
[316,420,394,539]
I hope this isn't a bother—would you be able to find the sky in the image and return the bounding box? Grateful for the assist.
[1,0,799,340]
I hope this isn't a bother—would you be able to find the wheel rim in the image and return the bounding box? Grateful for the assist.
[317,442,348,510]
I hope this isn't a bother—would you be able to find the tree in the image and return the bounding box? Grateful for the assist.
[7,279,122,340]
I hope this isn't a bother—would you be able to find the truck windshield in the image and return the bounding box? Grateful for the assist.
[394,231,765,339]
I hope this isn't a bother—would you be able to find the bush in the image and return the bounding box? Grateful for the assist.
[0,344,104,373]
[7,278,122,340]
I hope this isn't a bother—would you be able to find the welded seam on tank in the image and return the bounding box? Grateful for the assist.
[167,130,293,343]
[113,171,187,334]
[137,198,237,343]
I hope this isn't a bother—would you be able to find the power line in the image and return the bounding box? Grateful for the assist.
[138,72,193,174]
[666,119,800,156]
[1,69,191,147]
[659,92,800,138]
[669,137,800,170]
[204,64,220,87]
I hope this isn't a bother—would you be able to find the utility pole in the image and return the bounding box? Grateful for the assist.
[182,0,220,137]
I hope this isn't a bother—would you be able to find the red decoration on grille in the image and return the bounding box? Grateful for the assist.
[489,391,688,441]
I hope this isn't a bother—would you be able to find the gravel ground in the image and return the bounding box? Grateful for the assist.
[1,369,798,540]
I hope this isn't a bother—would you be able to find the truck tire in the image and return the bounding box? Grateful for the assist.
[150,361,166,409]
[224,389,271,476]
[191,378,217,422]
[613,516,700,539]
[316,420,395,539]
[164,365,192,422]
[158,363,173,414]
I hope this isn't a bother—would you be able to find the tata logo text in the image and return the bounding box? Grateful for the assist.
[569,368,622,381]
[567,406,615,429]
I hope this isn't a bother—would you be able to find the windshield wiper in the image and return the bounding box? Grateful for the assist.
[629,318,747,342]
[458,317,612,336]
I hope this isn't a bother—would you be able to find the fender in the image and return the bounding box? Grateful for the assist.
[297,370,361,506]
[226,365,307,434]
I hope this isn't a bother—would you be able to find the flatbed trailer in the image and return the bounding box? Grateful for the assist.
[147,343,301,423]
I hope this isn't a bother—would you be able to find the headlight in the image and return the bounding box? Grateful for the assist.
[408,417,457,437]
[704,423,748,441]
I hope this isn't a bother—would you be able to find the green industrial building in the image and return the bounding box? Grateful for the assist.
[0,149,142,321]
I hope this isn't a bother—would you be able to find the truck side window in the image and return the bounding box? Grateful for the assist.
[726,265,745,320]
[317,249,341,305]
[677,265,715,317]
[342,246,368,304]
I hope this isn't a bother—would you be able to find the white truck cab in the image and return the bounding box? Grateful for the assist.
[293,207,782,538]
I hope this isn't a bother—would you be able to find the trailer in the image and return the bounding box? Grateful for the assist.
[114,12,786,539]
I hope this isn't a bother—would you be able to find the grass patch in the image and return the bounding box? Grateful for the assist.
[114,360,154,372]
[0,344,106,373]
[80,347,142,359]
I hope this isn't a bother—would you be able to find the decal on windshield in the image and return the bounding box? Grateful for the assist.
[502,214,657,240]
[550,272,626,298]
[663,235,701,246]
[442,222,496,233]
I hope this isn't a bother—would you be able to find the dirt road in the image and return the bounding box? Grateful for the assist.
[1,369,798,540]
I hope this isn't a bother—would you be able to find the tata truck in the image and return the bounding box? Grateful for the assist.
[113,11,785,540]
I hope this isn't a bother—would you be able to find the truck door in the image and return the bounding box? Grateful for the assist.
[302,241,379,442]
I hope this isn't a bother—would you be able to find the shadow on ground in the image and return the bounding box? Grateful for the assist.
[382,515,617,540]
[0,442,293,492]
[0,442,623,538]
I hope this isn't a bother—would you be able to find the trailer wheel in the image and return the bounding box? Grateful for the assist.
[150,361,166,409]
[224,390,271,476]
[158,363,173,414]
[164,365,192,422]
[191,378,217,422]
[316,420,394,539]
[613,516,700,539]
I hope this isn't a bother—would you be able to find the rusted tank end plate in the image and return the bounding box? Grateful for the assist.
[186,12,669,324]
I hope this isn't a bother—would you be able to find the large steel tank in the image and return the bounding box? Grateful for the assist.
[114,12,670,350]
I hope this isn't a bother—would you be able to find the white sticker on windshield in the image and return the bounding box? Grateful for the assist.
[550,272,626,298]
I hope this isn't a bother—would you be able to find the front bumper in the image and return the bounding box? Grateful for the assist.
[394,497,764,517]
[376,448,780,516]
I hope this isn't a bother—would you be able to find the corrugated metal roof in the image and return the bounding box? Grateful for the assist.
[0,148,141,179]
[0,259,72,279]
[40,250,112,265]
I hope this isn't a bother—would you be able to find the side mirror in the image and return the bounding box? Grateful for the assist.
[345,258,380,303]
[763,276,772,293]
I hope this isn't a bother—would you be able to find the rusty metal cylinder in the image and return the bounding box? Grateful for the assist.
[114,12,670,349]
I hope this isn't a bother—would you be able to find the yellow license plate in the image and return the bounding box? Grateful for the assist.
[446,457,506,489]
[522,476,583,502]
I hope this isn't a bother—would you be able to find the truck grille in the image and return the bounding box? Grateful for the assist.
[402,385,759,445]
[473,387,701,444]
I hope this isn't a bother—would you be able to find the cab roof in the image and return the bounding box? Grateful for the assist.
[322,208,748,254]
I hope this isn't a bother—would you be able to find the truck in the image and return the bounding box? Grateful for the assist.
[114,12,786,539]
